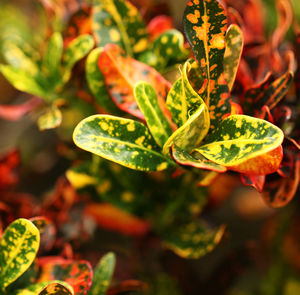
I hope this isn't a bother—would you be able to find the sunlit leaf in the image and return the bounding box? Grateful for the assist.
[38,106,62,130]
[224,24,243,91]
[88,253,115,295]
[92,0,148,56]
[73,115,174,171]
[194,115,284,167]
[0,218,40,290]
[134,81,172,147]
[162,221,225,259]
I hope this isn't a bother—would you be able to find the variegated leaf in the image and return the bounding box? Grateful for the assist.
[62,34,94,83]
[98,44,171,120]
[38,106,62,131]
[134,82,172,147]
[92,0,148,56]
[86,48,121,114]
[224,24,243,91]
[39,281,74,295]
[163,103,210,154]
[194,115,284,167]
[0,218,40,290]
[146,15,174,40]
[162,222,225,259]
[183,0,231,129]
[171,145,227,172]
[73,115,174,171]
[88,253,115,295]
[166,59,208,127]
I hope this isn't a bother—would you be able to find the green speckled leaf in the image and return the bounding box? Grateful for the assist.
[163,104,210,154]
[0,65,46,98]
[183,0,231,129]
[92,0,148,56]
[88,252,115,295]
[39,281,74,295]
[38,106,62,131]
[224,24,243,91]
[162,221,225,259]
[194,115,284,166]
[166,59,208,127]
[86,48,121,114]
[134,82,172,147]
[171,145,227,172]
[62,34,94,83]
[151,29,189,70]
[0,218,40,290]
[73,115,174,171]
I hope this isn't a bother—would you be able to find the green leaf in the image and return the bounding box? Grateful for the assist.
[73,115,174,171]
[171,144,227,172]
[39,281,74,295]
[194,115,284,166]
[88,253,116,295]
[163,103,210,154]
[224,24,243,91]
[166,59,208,127]
[0,65,46,98]
[151,29,189,70]
[86,48,121,114]
[183,0,231,129]
[92,0,148,56]
[162,221,225,259]
[0,218,40,290]
[38,106,62,131]
[42,32,63,80]
[134,82,172,147]
[62,34,94,83]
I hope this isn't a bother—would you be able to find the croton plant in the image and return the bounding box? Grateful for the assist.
[0,0,299,293]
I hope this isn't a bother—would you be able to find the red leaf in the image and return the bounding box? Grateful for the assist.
[146,15,174,40]
[240,174,265,192]
[0,149,20,189]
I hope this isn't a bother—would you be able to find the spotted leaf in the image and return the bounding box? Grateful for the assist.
[39,281,74,295]
[98,44,171,119]
[92,0,148,56]
[0,218,40,290]
[166,59,208,127]
[183,0,231,129]
[14,281,60,295]
[86,48,121,114]
[194,115,284,167]
[134,82,172,147]
[62,34,94,83]
[73,115,174,171]
[224,24,243,91]
[151,29,190,70]
[162,221,225,259]
[88,253,115,295]
[37,259,92,295]
[146,15,174,40]
[171,145,227,172]
[163,103,210,154]
[37,106,62,131]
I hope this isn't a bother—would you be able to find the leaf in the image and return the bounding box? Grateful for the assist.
[183,0,231,129]
[39,281,74,295]
[62,34,94,83]
[163,104,210,154]
[134,82,172,147]
[166,59,208,127]
[224,24,244,91]
[38,106,62,130]
[146,15,174,40]
[151,29,189,70]
[88,253,115,295]
[42,32,63,80]
[86,48,121,114]
[0,218,40,290]
[0,149,20,189]
[92,0,148,56]
[73,115,174,172]
[162,221,225,259]
[171,145,227,172]
[194,115,284,167]
[0,97,41,121]
[240,174,266,192]
[98,44,171,120]
[0,65,46,98]
[37,259,92,295]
